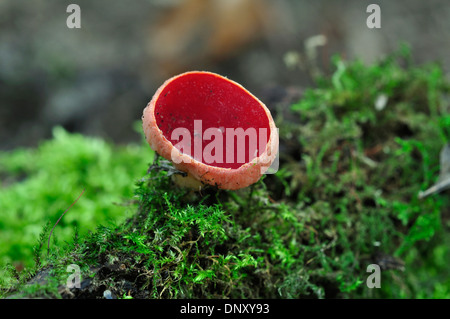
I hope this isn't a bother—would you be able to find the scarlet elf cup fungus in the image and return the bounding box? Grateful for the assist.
[142,71,279,190]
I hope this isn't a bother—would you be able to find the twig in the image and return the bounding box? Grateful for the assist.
[47,188,86,255]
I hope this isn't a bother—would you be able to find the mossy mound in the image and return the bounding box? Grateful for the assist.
[3,47,450,299]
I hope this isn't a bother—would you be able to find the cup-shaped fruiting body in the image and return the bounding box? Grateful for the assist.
[142,71,278,190]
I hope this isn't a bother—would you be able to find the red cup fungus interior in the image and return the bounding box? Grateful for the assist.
[153,72,271,169]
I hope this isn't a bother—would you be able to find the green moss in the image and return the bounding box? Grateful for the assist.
[2,46,449,299]
[0,125,154,285]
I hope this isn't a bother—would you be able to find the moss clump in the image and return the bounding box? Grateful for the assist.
[0,125,154,287]
[2,46,450,299]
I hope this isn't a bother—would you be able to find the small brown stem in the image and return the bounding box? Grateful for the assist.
[47,188,86,255]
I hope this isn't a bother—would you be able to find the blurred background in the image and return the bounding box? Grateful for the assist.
[1,0,449,150]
